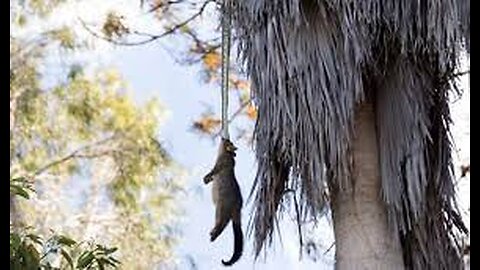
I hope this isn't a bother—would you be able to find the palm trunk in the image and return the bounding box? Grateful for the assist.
[331,103,404,269]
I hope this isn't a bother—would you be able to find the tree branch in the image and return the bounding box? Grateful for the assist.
[323,241,335,255]
[79,0,214,46]
[31,135,117,177]
[145,0,185,13]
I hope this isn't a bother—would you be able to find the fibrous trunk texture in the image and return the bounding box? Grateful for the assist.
[229,0,469,269]
[331,103,404,269]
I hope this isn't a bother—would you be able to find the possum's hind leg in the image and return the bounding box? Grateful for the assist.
[210,206,231,242]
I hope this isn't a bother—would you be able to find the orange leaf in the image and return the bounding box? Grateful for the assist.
[245,104,257,120]
[203,52,221,71]
[193,115,221,134]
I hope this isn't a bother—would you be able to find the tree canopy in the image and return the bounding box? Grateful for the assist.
[11,0,184,268]
[10,0,470,269]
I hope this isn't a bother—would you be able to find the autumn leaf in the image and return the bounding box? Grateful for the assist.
[102,12,130,39]
[202,51,221,71]
[245,104,257,120]
[192,115,221,134]
[234,80,250,92]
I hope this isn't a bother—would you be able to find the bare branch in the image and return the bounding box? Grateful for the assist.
[31,135,118,177]
[323,242,335,255]
[79,0,214,46]
[146,0,185,13]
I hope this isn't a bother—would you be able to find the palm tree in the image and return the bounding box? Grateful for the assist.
[229,0,469,269]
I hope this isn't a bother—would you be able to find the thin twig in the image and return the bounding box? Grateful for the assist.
[146,0,185,13]
[32,135,117,177]
[79,0,214,46]
[323,241,335,255]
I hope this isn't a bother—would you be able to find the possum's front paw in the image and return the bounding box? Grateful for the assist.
[203,173,213,184]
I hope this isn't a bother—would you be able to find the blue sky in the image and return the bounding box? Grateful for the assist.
[108,38,470,270]
[108,41,335,270]
[15,1,469,268]
[14,0,336,267]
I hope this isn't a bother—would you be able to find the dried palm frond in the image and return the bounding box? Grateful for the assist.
[229,0,469,269]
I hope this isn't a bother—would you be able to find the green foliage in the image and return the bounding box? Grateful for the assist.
[10,171,121,270]
[76,245,120,269]
[10,229,42,270]
[102,12,129,39]
[85,0,256,140]
[11,0,184,268]
[47,26,76,49]
[10,226,120,270]
[10,177,34,199]
[11,0,67,29]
